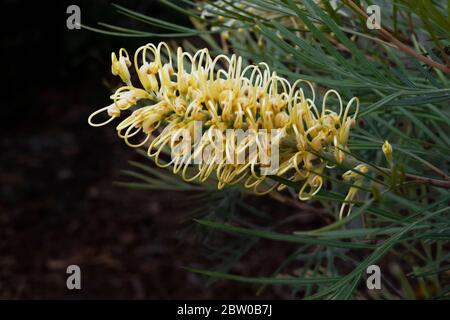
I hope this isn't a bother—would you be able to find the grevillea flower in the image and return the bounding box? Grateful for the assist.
[88,42,363,212]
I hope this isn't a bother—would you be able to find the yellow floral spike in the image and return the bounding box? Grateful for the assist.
[89,42,360,205]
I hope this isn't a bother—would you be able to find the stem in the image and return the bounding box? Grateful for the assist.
[322,151,450,190]
[387,170,450,189]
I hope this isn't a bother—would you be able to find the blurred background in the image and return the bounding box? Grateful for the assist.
[1,0,298,299]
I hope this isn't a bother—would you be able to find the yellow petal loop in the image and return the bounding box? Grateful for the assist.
[111,49,131,85]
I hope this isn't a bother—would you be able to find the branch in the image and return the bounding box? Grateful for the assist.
[321,151,450,190]
[380,169,450,189]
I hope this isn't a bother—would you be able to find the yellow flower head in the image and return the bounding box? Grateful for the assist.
[89,42,360,203]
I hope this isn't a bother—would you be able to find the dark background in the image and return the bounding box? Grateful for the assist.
[1,0,299,299]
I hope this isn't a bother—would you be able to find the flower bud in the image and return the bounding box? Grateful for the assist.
[382,140,393,163]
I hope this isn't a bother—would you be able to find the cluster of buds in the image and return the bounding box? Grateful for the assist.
[88,42,362,209]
